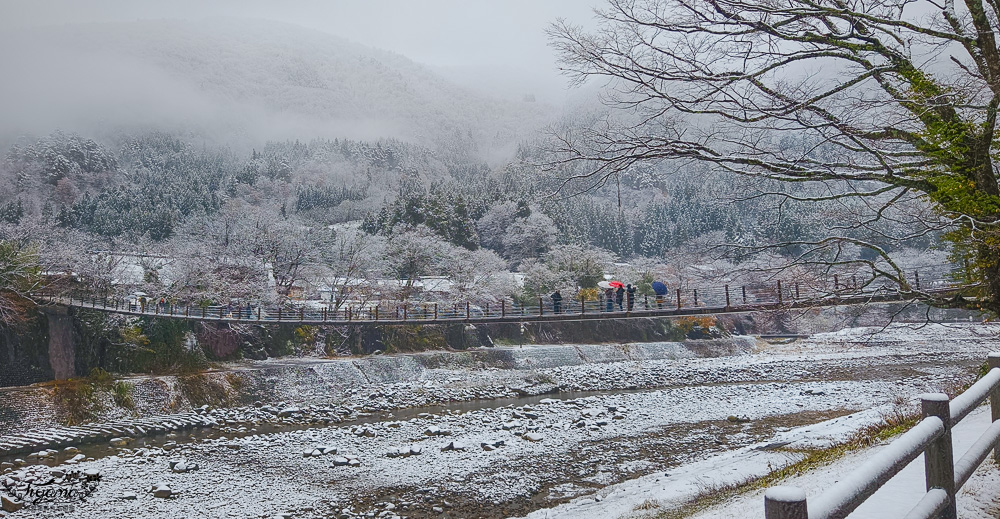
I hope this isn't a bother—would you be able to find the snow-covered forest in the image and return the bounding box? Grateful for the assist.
[0,17,952,316]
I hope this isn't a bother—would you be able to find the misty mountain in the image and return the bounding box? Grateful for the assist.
[0,18,553,161]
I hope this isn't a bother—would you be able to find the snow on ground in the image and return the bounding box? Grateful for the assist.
[513,405,895,519]
[676,405,1000,519]
[2,323,998,518]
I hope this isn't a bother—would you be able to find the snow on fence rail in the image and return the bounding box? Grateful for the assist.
[764,353,1000,519]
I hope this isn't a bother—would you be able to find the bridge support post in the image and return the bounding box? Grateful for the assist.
[40,306,76,381]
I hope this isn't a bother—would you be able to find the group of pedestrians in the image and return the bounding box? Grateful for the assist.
[603,284,636,312]
[547,284,640,314]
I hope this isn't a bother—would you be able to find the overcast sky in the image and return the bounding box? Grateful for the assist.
[1,0,602,101]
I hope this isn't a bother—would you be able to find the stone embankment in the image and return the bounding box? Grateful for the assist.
[0,412,214,459]
[0,339,753,461]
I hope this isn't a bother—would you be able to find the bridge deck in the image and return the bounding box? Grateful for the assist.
[38,285,966,326]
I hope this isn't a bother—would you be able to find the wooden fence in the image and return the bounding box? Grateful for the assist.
[765,353,1000,519]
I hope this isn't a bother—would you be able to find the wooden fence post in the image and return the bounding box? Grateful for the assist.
[433,303,437,320]
[990,353,1000,463]
[676,288,682,309]
[777,280,783,304]
[466,301,471,320]
[763,486,808,519]
[501,300,505,318]
[403,304,408,321]
[538,297,543,316]
[795,283,800,299]
[915,271,921,289]
[257,307,261,321]
[742,285,747,304]
[922,393,957,519]
[693,289,698,306]
[582,295,586,315]
[725,285,731,308]
[834,274,839,291]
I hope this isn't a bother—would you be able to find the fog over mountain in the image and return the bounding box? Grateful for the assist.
[0,17,556,161]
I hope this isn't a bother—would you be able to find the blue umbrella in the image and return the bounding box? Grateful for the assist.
[652,281,668,295]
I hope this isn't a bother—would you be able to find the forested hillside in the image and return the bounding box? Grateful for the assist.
[0,18,948,313]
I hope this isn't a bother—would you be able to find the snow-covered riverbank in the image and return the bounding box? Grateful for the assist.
[1,324,998,519]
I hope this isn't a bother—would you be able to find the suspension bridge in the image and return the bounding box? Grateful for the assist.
[35,271,974,327]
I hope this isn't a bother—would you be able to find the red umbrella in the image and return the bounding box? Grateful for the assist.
[608,281,625,288]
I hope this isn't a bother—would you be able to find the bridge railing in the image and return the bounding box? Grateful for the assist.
[764,353,1000,519]
[35,269,971,324]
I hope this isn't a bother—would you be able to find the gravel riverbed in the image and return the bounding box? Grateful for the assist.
[2,323,998,519]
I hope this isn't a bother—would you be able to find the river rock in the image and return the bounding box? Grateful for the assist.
[277,407,301,418]
[409,446,423,456]
[110,437,132,448]
[386,447,408,458]
[441,441,467,452]
[501,420,522,430]
[522,432,544,442]
[151,482,173,498]
[1,494,23,512]
[332,456,350,466]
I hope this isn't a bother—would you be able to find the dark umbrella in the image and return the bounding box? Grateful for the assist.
[652,281,668,295]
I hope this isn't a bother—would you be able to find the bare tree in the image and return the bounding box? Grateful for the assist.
[319,229,385,311]
[548,0,1000,312]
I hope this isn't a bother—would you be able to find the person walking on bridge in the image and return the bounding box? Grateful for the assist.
[615,285,625,311]
[604,287,614,312]
[551,290,563,314]
[626,284,636,311]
